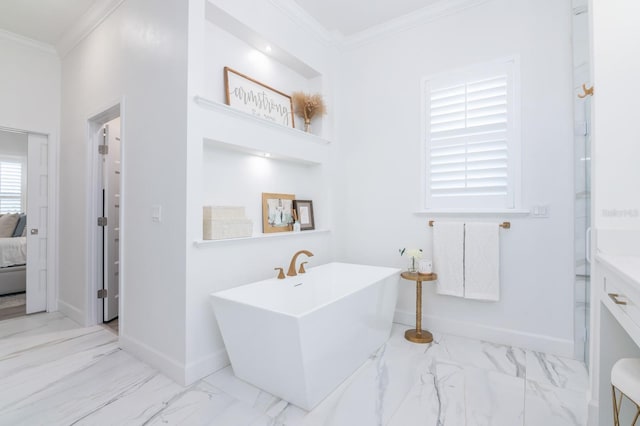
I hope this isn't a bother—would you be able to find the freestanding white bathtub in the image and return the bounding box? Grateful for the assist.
[210,262,400,410]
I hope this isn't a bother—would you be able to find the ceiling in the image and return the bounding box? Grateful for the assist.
[0,0,448,48]
[0,0,99,46]
[292,0,444,36]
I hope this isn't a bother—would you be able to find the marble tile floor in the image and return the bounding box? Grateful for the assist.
[0,312,589,426]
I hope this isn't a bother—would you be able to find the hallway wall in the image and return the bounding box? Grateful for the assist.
[59,0,190,383]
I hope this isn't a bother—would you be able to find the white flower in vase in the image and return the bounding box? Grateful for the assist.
[399,248,423,272]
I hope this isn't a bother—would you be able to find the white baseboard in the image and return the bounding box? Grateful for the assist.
[184,349,230,386]
[57,299,85,326]
[119,332,187,386]
[394,309,575,358]
[120,335,230,386]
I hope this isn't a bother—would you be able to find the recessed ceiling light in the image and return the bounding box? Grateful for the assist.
[265,45,272,53]
[263,152,272,158]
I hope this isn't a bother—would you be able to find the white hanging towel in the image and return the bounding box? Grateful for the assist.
[433,222,465,297]
[464,222,500,301]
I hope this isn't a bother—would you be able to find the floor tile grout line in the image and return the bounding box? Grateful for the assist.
[69,372,162,425]
[0,327,110,361]
[0,342,122,412]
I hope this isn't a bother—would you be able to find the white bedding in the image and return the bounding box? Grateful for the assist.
[0,237,27,268]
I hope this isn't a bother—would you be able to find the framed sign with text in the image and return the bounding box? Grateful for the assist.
[224,67,295,128]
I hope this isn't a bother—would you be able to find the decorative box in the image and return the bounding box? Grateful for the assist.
[203,206,246,220]
[203,206,253,240]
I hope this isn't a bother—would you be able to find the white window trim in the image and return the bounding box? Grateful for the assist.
[420,56,522,213]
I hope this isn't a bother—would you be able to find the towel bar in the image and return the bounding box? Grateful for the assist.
[428,220,511,229]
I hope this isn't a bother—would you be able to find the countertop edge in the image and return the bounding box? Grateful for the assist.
[596,253,640,286]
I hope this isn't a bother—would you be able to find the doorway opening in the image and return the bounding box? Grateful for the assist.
[87,104,122,335]
[0,127,51,320]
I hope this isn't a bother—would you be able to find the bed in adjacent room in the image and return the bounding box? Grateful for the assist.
[0,213,27,296]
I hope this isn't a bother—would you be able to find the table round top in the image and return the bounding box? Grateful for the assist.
[400,271,438,282]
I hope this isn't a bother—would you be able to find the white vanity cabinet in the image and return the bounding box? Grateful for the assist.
[600,255,640,341]
[596,255,640,425]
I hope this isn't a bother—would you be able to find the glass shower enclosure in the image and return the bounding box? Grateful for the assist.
[573,0,591,364]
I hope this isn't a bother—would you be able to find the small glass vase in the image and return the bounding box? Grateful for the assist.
[304,119,311,133]
[407,258,417,273]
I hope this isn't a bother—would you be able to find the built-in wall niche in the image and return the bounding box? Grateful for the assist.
[196,97,330,165]
[203,2,326,136]
[200,143,328,242]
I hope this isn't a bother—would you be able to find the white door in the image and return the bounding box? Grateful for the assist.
[102,119,121,322]
[26,133,48,314]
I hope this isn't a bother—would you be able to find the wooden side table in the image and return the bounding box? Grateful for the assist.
[400,271,438,343]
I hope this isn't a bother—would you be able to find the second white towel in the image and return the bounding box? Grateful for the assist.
[464,222,500,301]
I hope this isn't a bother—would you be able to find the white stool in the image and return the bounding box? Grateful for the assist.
[612,358,640,425]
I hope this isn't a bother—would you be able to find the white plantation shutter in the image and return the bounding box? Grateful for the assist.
[0,160,24,213]
[424,58,519,209]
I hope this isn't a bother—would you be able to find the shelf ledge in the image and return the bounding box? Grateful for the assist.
[194,96,331,146]
[194,229,331,247]
[195,95,331,165]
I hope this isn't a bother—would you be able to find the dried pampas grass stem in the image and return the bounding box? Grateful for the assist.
[292,92,327,130]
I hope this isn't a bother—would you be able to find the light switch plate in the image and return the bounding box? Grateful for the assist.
[152,205,162,222]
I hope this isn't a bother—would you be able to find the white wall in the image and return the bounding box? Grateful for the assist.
[0,34,60,135]
[60,0,190,383]
[336,0,575,355]
[0,131,28,157]
[592,0,640,231]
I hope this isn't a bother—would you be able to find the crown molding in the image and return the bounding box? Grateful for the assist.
[0,29,57,55]
[56,0,125,58]
[341,0,492,50]
[268,0,342,48]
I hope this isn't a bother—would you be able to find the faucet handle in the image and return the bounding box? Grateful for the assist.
[274,267,285,279]
[298,262,308,274]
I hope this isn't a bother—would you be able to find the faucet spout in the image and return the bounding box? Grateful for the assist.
[287,250,314,277]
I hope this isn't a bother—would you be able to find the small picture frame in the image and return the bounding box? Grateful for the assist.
[224,67,295,128]
[262,193,295,233]
[293,200,315,231]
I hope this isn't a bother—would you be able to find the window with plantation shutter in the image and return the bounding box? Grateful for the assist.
[0,160,24,214]
[423,58,520,210]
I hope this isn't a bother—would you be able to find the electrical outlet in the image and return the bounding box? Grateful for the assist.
[531,205,550,218]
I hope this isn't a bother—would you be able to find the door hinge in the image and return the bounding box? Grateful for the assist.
[97,217,108,227]
[97,289,108,299]
[99,144,109,155]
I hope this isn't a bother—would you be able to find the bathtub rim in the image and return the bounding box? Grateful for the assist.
[210,262,401,319]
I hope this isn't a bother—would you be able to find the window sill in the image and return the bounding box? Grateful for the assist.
[414,209,531,216]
